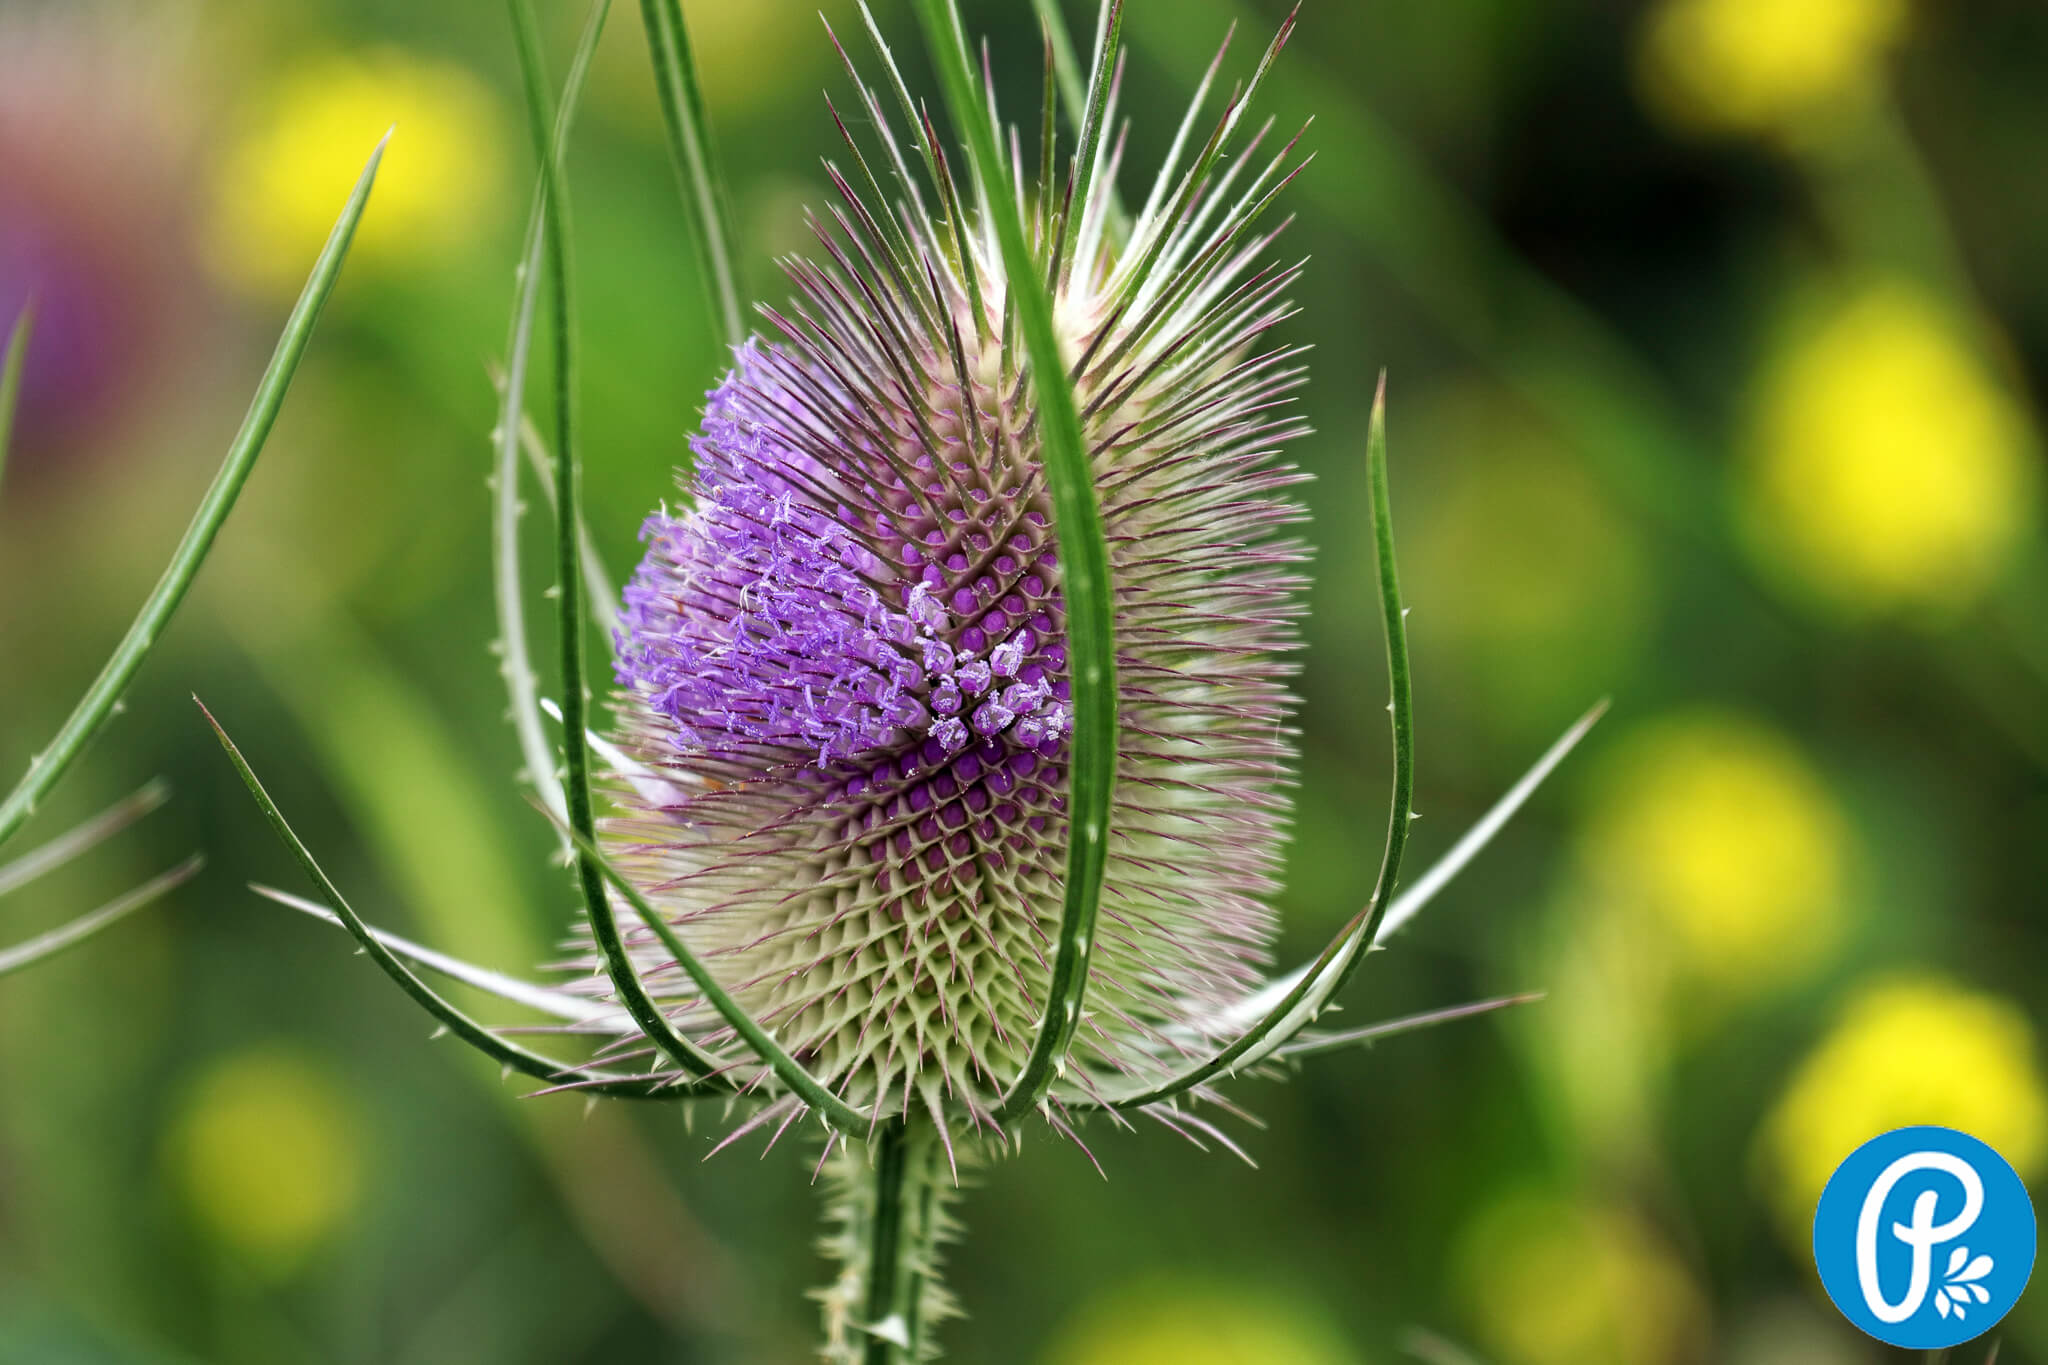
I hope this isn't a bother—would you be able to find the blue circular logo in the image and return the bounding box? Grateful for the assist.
[1813,1126,2036,1347]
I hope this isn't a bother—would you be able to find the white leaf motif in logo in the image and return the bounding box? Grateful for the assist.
[1855,1151,1987,1324]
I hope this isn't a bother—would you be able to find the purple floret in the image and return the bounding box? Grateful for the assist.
[615,343,1067,768]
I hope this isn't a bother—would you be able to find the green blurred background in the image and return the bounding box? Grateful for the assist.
[2,0,2044,1361]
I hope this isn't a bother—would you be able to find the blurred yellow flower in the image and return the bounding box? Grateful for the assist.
[1635,0,1906,137]
[1042,1279,1356,1365]
[1741,280,2037,618]
[1757,974,2047,1239]
[205,49,506,298]
[1457,1191,1705,1365]
[1578,712,1849,990]
[166,1044,365,1271]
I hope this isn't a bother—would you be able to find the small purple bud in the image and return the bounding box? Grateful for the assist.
[907,582,949,631]
[887,653,924,692]
[955,657,992,695]
[1000,680,1047,715]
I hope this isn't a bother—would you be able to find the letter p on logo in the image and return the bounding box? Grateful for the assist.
[1815,1126,2035,1348]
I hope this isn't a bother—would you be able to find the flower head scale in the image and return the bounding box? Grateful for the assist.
[594,8,1314,1133]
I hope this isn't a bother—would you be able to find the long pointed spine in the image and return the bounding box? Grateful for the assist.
[512,0,726,1084]
[1053,0,1121,287]
[0,857,199,979]
[1033,0,1131,248]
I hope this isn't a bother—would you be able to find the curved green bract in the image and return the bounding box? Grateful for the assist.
[202,701,691,1100]
[1328,376,1415,996]
[639,0,744,350]
[511,0,731,1087]
[1089,380,1414,1110]
[515,414,618,633]
[496,0,611,849]
[0,143,383,854]
[910,0,1120,1125]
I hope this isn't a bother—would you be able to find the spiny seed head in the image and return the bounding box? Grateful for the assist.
[584,17,1310,1131]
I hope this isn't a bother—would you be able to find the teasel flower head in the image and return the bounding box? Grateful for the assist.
[199,5,1604,1359]
[594,10,1314,1138]
[523,1,1598,1152]
[216,0,1597,1171]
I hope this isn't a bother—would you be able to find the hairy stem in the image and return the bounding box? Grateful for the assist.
[817,1120,959,1363]
[862,1122,913,1362]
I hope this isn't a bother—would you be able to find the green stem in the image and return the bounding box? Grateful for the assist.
[819,1121,956,1364]
[861,1122,912,1365]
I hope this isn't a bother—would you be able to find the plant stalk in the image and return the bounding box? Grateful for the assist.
[862,1121,913,1364]
[817,1119,957,1363]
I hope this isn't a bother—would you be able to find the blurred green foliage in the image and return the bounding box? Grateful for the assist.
[1,0,2044,1361]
